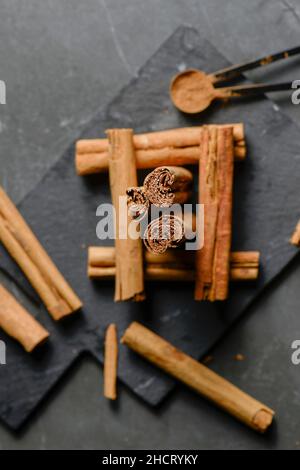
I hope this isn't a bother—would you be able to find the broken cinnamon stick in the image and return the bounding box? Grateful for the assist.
[121,322,274,433]
[195,126,234,301]
[103,323,118,400]
[76,124,246,175]
[290,220,300,246]
[126,186,149,221]
[107,128,145,301]
[0,187,82,320]
[88,247,260,282]
[143,166,193,207]
[0,284,49,352]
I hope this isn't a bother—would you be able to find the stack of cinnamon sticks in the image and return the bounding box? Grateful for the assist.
[79,123,257,302]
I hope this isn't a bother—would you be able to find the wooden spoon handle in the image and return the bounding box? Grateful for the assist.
[215,82,293,99]
[210,46,300,83]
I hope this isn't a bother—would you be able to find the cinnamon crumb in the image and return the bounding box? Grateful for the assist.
[234,353,245,361]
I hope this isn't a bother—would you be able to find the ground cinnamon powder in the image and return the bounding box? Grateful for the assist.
[170,69,215,113]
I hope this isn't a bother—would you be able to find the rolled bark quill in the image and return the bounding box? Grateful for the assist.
[0,284,49,352]
[121,322,274,433]
[0,187,82,320]
[76,124,246,175]
[107,129,145,301]
[88,247,260,282]
[195,126,234,301]
[126,186,149,221]
[143,166,193,207]
[104,324,118,400]
[290,220,300,246]
[143,214,185,254]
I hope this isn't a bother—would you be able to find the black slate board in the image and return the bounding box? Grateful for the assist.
[0,26,299,430]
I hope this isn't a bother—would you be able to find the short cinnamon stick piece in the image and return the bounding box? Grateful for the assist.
[0,187,82,320]
[107,129,145,301]
[121,322,274,433]
[290,220,300,246]
[143,166,193,207]
[104,323,118,400]
[76,124,246,175]
[0,284,49,352]
[87,247,259,282]
[195,126,234,301]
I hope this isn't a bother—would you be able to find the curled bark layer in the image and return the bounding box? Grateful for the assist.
[143,215,185,254]
[143,166,193,207]
[126,186,149,221]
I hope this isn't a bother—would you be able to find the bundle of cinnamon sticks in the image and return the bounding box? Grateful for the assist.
[79,123,257,302]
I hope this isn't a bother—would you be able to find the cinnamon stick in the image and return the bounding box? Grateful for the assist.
[126,186,149,221]
[76,124,246,175]
[121,322,274,433]
[107,129,145,301]
[143,166,193,207]
[103,323,118,400]
[0,284,49,352]
[0,187,82,320]
[143,214,186,254]
[195,126,234,301]
[290,220,300,246]
[87,247,260,282]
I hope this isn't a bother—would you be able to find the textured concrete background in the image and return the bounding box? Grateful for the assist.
[0,0,300,449]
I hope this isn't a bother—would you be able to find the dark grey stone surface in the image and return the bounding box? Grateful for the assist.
[0,0,300,449]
